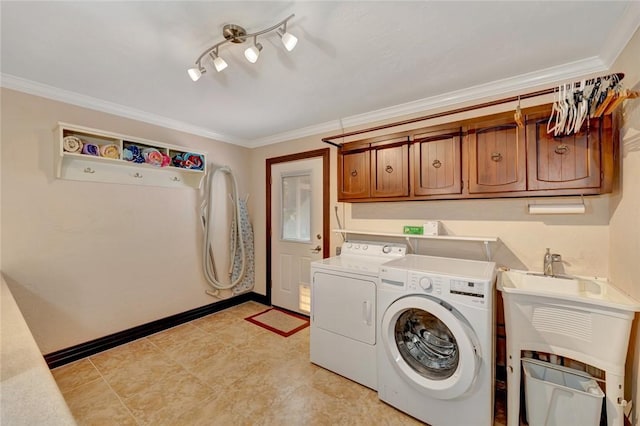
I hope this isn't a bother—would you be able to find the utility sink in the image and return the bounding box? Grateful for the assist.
[499,269,640,312]
[499,269,640,426]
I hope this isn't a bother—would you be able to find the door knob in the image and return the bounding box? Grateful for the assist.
[310,245,321,253]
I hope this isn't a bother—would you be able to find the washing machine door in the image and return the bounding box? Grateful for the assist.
[381,295,480,400]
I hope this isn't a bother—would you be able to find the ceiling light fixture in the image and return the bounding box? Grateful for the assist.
[188,13,297,80]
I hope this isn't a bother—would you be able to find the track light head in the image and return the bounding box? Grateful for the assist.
[280,31,298,51]
[187,66,205,82]
[210,50,228,72]
[244,38,263,63]
[278,22,298,51]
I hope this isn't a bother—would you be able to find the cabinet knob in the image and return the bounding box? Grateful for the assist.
[491,152,502,162]
[432,159,442,168]
[385,165,394,173]
[133,172,143,178]
[554,144,569,155]
[170,176,181,182]
[83,167,95,174]
[350,170,358,177]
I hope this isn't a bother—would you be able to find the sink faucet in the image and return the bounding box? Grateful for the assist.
[543,248,562,276]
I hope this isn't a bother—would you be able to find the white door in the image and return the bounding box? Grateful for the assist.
[271,157,324,314]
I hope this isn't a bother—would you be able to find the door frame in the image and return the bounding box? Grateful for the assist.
[266,148,330,306]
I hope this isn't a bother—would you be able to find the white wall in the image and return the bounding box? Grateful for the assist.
[609,26,640,425]
[0,88,251,354]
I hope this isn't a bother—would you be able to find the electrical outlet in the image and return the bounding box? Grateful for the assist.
[336,246,341,256]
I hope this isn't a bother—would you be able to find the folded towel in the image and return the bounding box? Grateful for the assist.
[161,153,171,167]
[99,144,120,159]
[82,143,100,156]
[123,145,145,163]
[171,153,183,167]
[182,153,204,170]
[142,148,163,167]
[63,136,84,153]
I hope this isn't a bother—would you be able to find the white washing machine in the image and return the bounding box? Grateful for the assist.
[377,254,496,426]
[310,241,406,390]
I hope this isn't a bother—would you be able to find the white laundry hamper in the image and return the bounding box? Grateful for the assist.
[523,358,604,426]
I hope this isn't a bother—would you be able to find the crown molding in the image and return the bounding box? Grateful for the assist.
[599,1,640,67]
[248,120,343,148]
[0,73,250,147]
[254,56,609,146]
[340,56,608,130]
[0,49,622,149]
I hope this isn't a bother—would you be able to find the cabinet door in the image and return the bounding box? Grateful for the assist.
[412,131,461,196]
[468,123,526,193]
[527,117,601,190]
[338,149,370,200]
[371,140,409,197]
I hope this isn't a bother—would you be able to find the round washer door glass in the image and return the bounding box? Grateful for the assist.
[395,308,458,380]
[381,295,480,399]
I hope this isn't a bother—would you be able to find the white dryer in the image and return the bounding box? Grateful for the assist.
[377,254,496,426]
[310,241,406,390]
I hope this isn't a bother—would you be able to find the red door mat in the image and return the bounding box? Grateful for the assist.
[244,308,310,337]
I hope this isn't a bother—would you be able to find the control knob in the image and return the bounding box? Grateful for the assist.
[382,245,391,254]
[419,276,433,292]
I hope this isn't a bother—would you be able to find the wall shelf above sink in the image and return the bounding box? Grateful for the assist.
[332,229,499,260]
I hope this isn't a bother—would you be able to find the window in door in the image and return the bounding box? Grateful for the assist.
[281,171,312,242]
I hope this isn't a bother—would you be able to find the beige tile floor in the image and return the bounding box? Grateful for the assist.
[53,301,507,425]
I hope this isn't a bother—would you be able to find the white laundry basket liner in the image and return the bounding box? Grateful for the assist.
[522,358,604,426]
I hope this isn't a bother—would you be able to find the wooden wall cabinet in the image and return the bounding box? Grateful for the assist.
[411,129,462,196]
[336,104,617,202]
[370,138,410,197]
[338,135,409,201]
[527,115,602,191]
[338,147,370,199]
[468,119,526,194]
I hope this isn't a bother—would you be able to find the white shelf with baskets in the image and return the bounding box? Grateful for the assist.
[54,123,207,189]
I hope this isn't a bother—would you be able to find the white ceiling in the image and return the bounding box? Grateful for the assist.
[2,1,639,147]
